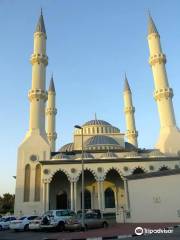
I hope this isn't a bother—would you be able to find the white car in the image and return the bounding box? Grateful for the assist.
[29,216,42,231]
[41,210,76,231]
[10,215,38,231]
[0,216,16,230]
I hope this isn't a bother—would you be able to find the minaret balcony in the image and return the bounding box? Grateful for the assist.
[126,130,138,138]
[30,53,48,66]
[154,88,173,101]
[124,106,135,114]
[149,53,166,66]
[47,132,57,140]
[46,107,57,115]
[28,89,48,101]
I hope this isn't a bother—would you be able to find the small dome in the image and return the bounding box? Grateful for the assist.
[83,120,111,127]
[85,135,121,150]
[100,151,118,159]
[75,152,94,159]
[59,143,74,152]
[53,153,71,160]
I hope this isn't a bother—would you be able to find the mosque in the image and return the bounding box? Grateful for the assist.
[14,11,180,219]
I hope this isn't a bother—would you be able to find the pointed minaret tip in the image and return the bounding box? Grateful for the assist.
[148,12,159,35]
[35,9,46,34]
[49,74,55,92]
[124,73,131,92]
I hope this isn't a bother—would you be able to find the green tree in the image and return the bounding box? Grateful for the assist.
[0,193,15,214]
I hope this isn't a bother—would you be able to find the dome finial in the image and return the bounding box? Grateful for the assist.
[95,112,97,121]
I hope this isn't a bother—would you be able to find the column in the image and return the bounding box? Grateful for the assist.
[74,181,77,212]
[70,181,74,211]
[97,180,102,210]
[43,180,49,212]
[100,181,105,211]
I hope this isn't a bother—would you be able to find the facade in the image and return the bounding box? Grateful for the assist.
[126,169,180,222]
[14,12,180,222]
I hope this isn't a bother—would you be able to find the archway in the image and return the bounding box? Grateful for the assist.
[104,169,125,211]
[49,171,70,210]
[77,170,96,210]
[105,188,115,208]
[132,167,145,174]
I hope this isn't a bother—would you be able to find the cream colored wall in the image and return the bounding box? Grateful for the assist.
[14,133,50,216]
[127,174,180,222]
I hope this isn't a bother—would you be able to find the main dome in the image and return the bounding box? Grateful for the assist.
[83,119,111,126]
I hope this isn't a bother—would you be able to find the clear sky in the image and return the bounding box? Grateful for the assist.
[1,0,180,195]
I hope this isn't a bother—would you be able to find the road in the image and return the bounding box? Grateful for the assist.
[0,224,180,240]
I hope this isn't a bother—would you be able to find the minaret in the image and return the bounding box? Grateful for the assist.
[147,14,180,155]
[123,74,138,147]
[46,75,57,151]
[28,9,48,138]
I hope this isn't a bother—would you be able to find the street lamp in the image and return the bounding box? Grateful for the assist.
[74,125,85,230]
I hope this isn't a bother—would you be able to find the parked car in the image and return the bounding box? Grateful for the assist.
[29,216,42,231]
[0,216,16,231]
[65,212,108,231]
[41,209,76,231]
[10,215,38,231]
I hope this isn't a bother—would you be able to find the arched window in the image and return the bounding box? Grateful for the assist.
[105,188,115,208]
[133,168,145,174]
[97,127,99,133]
[34,164,41,201]
[24,164,31,202]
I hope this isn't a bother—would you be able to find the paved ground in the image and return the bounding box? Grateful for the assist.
[0,223,179,240]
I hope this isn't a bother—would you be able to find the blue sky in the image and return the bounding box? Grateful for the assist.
[1,0,180,195]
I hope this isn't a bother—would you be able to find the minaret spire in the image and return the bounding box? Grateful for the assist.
[46,74,57,152]
[148,12,159,35]
[123,74,138,147]
[147,14,180,155]
[35,9,46,34]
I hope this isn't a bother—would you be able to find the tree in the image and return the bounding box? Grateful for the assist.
[0,193,15,214]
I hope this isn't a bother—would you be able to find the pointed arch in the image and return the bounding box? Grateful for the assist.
[34,164,41,201]
[132,167,146,175]
[24,164,31,202]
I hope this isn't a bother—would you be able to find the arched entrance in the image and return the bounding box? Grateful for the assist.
[49,171,70,210]
[105,188,115,208]
[104,169,125,211]
[56,191,68,209]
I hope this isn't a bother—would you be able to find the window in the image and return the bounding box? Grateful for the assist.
[34,164,41,201]
[24,164,31,202]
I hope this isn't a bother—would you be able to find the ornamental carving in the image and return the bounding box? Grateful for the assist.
[154,88,173,101]
[124,106,135,114]
[30,53,48,66]
[149,53,166,66]
[46,107,57,115]
[28,89,48,101]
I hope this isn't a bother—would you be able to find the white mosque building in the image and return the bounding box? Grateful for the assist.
[14,12,180,219]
